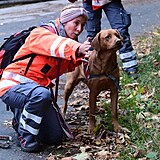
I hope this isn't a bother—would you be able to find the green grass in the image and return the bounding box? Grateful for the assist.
[103,29,160,159]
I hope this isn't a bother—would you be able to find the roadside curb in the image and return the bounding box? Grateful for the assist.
[0,0,70,14]
[0,0,53,6]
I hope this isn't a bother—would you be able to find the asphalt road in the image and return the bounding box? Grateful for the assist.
[0,0,160,159]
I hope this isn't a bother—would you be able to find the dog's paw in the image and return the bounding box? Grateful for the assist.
[87,127,94,135]
[114,124,130,133]
[120,127,131,133]
[87,124,95,135]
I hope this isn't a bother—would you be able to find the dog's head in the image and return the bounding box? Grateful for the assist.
[91,29,123,52]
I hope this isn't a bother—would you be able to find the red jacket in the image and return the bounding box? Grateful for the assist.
[0,19,84,96]
[84,0,112,10]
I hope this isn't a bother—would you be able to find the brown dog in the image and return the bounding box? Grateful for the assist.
[62,29,125,133]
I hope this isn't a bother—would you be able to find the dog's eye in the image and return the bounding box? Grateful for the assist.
[115,33,121,39]
[105,35,111,40]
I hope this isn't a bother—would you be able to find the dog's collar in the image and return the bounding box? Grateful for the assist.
[88,64,122,91]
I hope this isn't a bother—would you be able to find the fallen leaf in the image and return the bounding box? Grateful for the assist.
[158,70,160,77]
[95,139,102,146]
[124,82,139,88]
[73,152,93,160]
[95,150,113,159]
[80,146,91,153]
[75,105,89,111]
[153,31,160,36]
[47,153,56,160]
[61,157,77,160]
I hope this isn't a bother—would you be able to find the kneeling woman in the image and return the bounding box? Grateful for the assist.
[0,5,91,153]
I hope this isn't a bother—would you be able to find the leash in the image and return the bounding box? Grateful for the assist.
[49,59,74,139]
[50,85,74,139]
[54,59,61,103]
[0,135,12,149]
[81,58,90,78]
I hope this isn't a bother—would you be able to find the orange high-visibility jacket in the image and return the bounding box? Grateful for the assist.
[0,19,84,96]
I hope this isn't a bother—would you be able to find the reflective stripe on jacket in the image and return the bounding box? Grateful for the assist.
[0,19,83,96]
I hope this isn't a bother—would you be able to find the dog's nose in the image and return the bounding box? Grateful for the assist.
[116,39,123,47]
[116,39,122,45]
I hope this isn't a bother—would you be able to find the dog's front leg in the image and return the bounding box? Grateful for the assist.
[110,90,122,132]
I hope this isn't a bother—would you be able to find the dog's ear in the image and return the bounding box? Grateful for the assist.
[91,32,101,52]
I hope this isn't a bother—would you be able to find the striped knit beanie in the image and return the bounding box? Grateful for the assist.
[60,5,88,24]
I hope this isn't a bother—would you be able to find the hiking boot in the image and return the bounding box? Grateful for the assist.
[127,71,138,79]
[18,135,40,153]
[125,68,138,79]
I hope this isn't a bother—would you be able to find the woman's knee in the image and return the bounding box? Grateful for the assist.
[30,87,52,103]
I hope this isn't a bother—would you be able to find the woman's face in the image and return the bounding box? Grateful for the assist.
[63,16,86,40]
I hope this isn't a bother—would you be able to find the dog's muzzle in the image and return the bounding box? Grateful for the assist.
[116,39,123,49]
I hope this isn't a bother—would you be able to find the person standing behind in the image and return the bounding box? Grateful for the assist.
[68,0,138,78]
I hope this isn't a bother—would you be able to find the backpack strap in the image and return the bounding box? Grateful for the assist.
[41,25,55,34]
[12,53,37,76]
[24,54,37,75]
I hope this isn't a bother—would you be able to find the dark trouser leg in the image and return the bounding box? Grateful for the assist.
[83,1,102,41]
[37,104,64,145]
[1,83,64,151]
[103,1,138,75]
